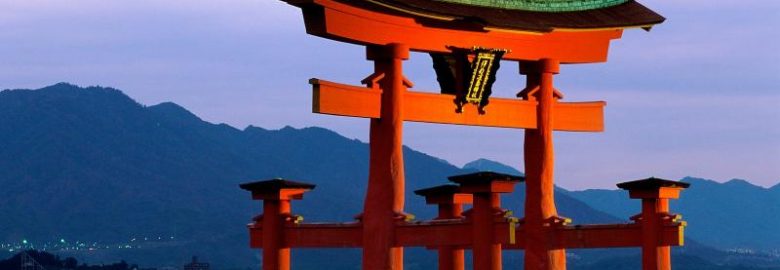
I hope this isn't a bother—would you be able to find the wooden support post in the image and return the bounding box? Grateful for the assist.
[641,198,669,270]
[450,172,524,270]
[263,199,291,270]
[473,193,503,270]
[240,179,316,270]
[437,206,466,270]
[521,59,567,270]
[414,185,473,270]
[363,43,410,270]
[618,177,690,270]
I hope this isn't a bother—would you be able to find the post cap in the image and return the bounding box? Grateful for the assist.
[448,171,524,194]
[240,178,316,200]
[414,184,460,196]
[616,177,690,190]
[414,184,473,205]
[617,177,690,200]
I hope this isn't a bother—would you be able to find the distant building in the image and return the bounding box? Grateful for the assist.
[183,256,209,270]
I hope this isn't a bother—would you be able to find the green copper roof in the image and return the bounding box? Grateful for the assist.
[433,0,630,12]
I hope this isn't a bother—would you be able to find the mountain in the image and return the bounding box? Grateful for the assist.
[770,182,780,196]
[465,161,780,268]
[0,83,626,269]
[0,83,459,268]
[2,83,777,269]
[568,177,780,251]
[462,158,621,224]
[462,158,524,175]
[456,159,780,269]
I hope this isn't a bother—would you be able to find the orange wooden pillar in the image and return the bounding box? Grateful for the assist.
[414,185,473,270]
[451,172,523,270]
[618,177,690,270]
[363,43,410,270]
[240,179,316,270]
[521,59,567,270]
[263,199,291,270]
[473,192,503,270]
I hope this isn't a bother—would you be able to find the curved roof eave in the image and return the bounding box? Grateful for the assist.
[356,0,665,33]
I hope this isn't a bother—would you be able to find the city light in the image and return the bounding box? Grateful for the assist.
[1,234,180,254]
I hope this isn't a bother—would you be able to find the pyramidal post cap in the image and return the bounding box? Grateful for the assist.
[414,184,462,197]
[617,177,690,200]
[415,184,474,205]
[448,171,525,184]
[239,178,316,192]
[448,171,524,194]
[240,178,316,200]
[616,177,690,191]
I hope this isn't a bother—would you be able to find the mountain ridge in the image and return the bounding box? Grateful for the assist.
[568,176,780,251]
[0,83,485,267]
[1,83,777,269]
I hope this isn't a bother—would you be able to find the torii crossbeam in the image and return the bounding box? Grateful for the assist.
[312,78,605,131]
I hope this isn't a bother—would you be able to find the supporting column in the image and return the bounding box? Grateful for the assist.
[472,193,503,270]
[263,200,291,270]
[521,59,567,270]
[437,206,466,270]
[641,198,670,270]
[414,185,472,270]
[618,177,690,270]
[240,178,316,270]
[363,43,410,270]
[450,171,524,270]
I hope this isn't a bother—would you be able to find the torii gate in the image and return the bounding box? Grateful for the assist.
[241,1,689,270]
[312,51,601,269]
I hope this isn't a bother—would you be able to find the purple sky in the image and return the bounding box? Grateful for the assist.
[1,0,778,189]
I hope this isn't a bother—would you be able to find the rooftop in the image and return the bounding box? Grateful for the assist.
[359,0,665,32]
[616,177,691,190]
[414,184,462,197]
[448,171,525,185]
[433,0,629,12]
[239,178,316,192]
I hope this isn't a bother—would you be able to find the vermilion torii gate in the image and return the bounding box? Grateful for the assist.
[241,1,690,270]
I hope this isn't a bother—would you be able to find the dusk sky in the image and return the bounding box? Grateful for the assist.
[1,0,778,190]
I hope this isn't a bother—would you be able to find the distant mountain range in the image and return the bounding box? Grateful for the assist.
[567,177,780,251]
[0,83,777,269]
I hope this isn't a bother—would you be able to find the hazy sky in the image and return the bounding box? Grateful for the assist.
[1,0,778,189]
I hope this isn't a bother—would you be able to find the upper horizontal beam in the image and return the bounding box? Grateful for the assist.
[290,0,622,63]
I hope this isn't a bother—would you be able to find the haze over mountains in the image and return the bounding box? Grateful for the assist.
[0,83,777,269]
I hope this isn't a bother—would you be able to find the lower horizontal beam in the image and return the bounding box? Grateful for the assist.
[311,79,604,131]
[395,220,472,247]
[249,221,684,249]
[503,223,685,249]
[250,222,362,248]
